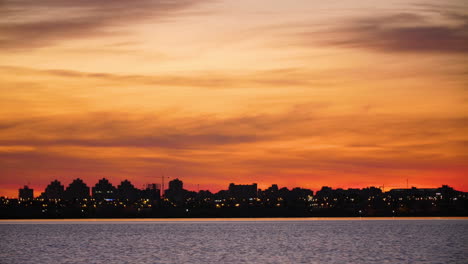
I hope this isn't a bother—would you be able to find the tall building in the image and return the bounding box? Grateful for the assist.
[117,180,139,201]
[64,178,90,200]
[19,185,34,200]
[165,178,185,204]
[261,184,280,201]
[43,180,64,200]
[169,179,183,191]
[228,183,258,200]
[92,178,116,200]
[141,183,161,201]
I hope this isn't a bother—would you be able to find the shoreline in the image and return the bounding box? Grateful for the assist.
[1,216,468,222]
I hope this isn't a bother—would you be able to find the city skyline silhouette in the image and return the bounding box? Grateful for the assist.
[3,177,465,218]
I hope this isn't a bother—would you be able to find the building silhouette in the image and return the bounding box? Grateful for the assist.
[315,186,380,199]
[92,178,116,200]
[43,180,64,200]
[261,184,280,200]
[165,178,186,204]
[169,179,183,191]
[141,183,161,201]
[388,185,458,198]
[228,183,257,200]
[287,187,313,200]
[19,185,34,200]
[117,180,139,201]
[64,178,90,200]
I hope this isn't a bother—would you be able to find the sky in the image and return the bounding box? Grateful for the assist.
[0,0,467,197]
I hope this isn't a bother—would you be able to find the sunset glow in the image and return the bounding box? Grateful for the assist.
[1,0,467,197]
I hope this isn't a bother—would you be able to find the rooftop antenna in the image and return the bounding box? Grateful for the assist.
[161,171,169,196]
[406,178,409,188]
[161,173,165,195]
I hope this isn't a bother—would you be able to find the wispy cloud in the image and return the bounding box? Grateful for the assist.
[0,66,337,89]
[0,0,209,50]
[0,107,467,193]
[0,109,466,153]
[315,12,468,53]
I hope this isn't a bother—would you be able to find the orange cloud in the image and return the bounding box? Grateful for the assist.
[1,108,467,196]
[1,1,467,198]
[0,0,211,50]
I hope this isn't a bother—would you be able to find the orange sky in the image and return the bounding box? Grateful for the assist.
[1,0,467,197]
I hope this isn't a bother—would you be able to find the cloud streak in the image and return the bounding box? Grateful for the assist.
[0,0,209,50]
[0,109,466,153]
[302,12,468,53]
[0,108,467,195]
[0,66,337,89]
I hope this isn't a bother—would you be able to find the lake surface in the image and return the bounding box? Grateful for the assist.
[0,218,467,264]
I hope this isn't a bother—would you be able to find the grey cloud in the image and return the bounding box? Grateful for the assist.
[0,0,209,50]
[0,110,467,181]
[313,12,468,53]
[0,112,267,149]
[0,109,466,151]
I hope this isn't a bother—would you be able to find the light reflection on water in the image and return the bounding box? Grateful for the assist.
[0,219,467,264]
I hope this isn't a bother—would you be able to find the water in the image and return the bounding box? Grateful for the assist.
[0,219,467,264]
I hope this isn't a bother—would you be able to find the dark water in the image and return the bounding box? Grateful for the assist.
[0,219,467,264]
